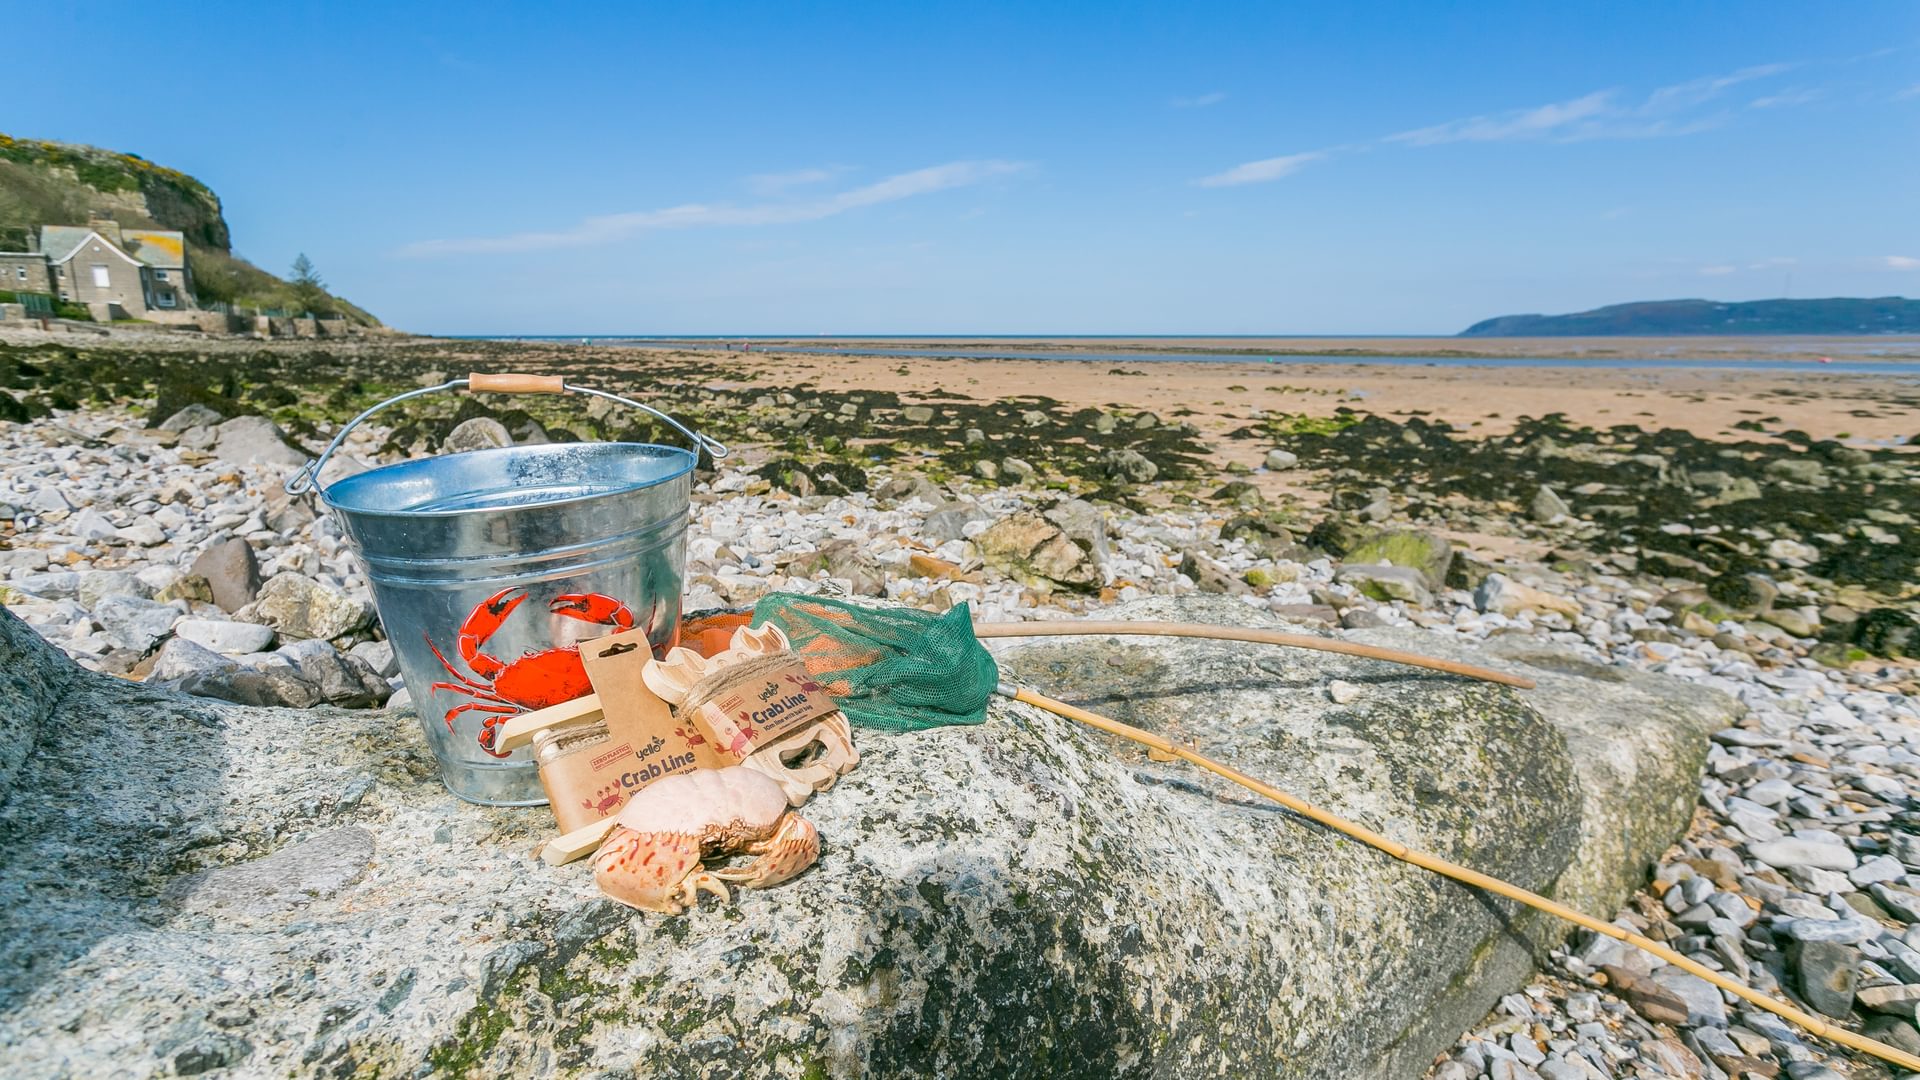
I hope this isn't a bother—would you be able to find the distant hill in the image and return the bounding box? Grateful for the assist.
[1460,298,1920,337]
[0,132,379,325]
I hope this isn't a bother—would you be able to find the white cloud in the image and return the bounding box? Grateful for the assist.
[743,167,845,196]
[1386,91,1614,145]
[1886,255,1920,270]
[1642,63,1794,112]
[398,160,1028,256]
[1194,151,1328,188]
[1897,83,1920,101]
[1197,60,1815,188]
[1171,92,1228,108]
[1750,87,1822,109]
[1698,265,1738,276]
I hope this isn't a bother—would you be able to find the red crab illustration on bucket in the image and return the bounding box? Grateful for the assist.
[426,586,652,757]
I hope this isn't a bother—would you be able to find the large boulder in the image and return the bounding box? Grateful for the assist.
[0,596,1730,1078]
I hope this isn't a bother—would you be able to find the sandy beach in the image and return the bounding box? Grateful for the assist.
[531,340,1920,464]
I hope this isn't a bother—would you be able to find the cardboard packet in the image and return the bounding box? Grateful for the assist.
[536,628,729,834]
[689,658,839,759]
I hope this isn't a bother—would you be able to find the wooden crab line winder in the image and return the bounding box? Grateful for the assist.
[286,372,726,806]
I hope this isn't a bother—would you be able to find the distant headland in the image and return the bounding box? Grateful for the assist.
[1461,297,1920,337]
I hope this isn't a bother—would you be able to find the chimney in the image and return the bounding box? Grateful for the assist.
[26,229,38,254]
[86,211,122,245]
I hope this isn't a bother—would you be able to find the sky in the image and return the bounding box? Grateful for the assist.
[13,2,1920,334]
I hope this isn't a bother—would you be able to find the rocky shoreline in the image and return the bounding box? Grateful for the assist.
[2,336,1918,1078]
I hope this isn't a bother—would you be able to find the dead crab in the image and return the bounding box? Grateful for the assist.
[592,766,819,914]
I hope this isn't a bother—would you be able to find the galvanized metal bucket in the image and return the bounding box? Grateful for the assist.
[286,373,728,806]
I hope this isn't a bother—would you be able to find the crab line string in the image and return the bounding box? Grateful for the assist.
[996,683,1920,1074]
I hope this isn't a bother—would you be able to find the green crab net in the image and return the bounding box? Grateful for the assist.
[750,593,1000,732]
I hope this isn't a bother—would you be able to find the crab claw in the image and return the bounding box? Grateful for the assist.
[550,593,636,630]
[712,813,820,889]
[458,587,530,678]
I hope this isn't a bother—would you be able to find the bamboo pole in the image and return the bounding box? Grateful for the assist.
[1004,685,1920,1072]
[974,621,1536,690]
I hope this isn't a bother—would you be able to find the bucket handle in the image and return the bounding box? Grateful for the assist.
[284,372,730,496]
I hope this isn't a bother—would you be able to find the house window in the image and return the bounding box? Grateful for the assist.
[154,269,169,281]
[157,292,176,309]
[13,267,24,281]
[91,264,111,288]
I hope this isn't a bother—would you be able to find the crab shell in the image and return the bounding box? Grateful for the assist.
[592,766,820,915]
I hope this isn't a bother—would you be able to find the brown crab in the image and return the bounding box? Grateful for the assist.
[592,766,819,914]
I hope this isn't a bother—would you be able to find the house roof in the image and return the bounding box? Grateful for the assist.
[38,226,98,263]
[121,229,187,269]
[37,225,189,268]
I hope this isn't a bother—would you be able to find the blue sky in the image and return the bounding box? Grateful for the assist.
[15,2,1920,334]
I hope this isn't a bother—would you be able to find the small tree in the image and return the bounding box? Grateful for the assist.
[289,252,333,315]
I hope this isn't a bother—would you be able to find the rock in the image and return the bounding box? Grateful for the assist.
[1098,447,1158,484]
[91,595,179,653]
[146,636,241,683]
[1849,854,1904,887]
[874,473,942,506]
[1765,457,1827,486]
[1748,838,1858,872]
[275,639,392,708]
[1793,941,1858,1019]
[175,662,322,710]
[963,428,986,446]
[1872,884,1920,923]
[212,416,307,467]
[1327,679,1361,705]
[971,459,1000,481]
[792,539,886,597]
[1263,449,1298,470]
[77,569,152,609]
[27,487,72,514]
[1604,965,1691,1026]
[156,404,225,433]
[1209,480,1262,507]
[1476,575,1581,620]
[0,547,49,572]
[0,595,1734,1078]
[251,573,371,642]
[900,405,935,424]
[444,417,513,453]
[1854,983,1920,1014]
[1335,563,1433,606]
[922,500,990,544]
[1182,550,1247,595]
[188,538,262,613]
[1042,499,1111,569]
[349,640,398,679]
[154,574,213,606]
[1530,486,1571,523]
[974,513,1099,592]
[1343,529,1455,592]
[1708,572,1778,615]
[174,618,276,655]
[1759,607,1818,638]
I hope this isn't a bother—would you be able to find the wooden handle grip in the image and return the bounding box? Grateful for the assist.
[468,372,567,395]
